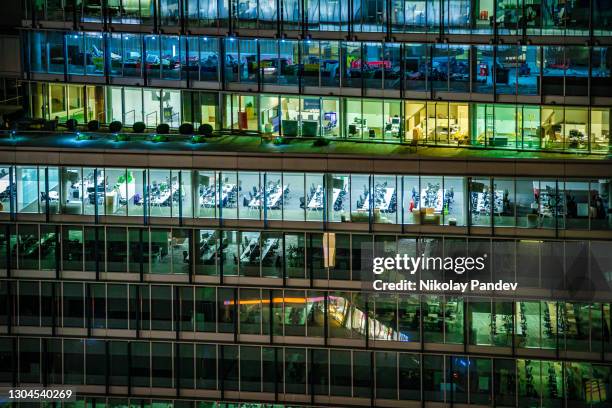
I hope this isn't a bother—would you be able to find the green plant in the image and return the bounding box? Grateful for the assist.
[66,118,78,131]
[133,122,146,133]
[114,133,129,142]
[151,134,167,143]
[179,123,194,135]
[312,138,330,147]
[191,134,206,143]
[109,121,123,133]
[116,172,133,185]
[198,123,214,137]
[87,120,100,131]
[156,123,170,134]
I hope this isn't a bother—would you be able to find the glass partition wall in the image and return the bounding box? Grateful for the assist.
[25,32,610,99]
[24,0,612,37]
[2,165,611,232]
[24,81,612,154]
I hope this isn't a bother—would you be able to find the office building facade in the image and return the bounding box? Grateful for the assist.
[0,0,612,407]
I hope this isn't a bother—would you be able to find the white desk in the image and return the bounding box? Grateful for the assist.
[362,187,395,211]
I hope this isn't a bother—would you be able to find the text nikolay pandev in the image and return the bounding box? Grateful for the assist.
[372,279,518,293]
[371,254,518,292]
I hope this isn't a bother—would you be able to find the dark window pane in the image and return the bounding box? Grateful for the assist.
[63,339,84,385]
[85,339,106,385]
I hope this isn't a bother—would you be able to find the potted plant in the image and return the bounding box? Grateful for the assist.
[109,121,123,133]
[179,123,194,135]
[133,122,146,134]
[87,120,100,131]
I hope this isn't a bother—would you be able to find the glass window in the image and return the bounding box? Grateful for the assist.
[178,344,195,390]
[469,298,493,345]
[543,46,566,95]
[221,344,239,391]
[589,179,611,230]
[196,343,217,389]
[131,341,150,387]
[103,168,128,216]
[372,175,398,224]
[16,166,39,214]
[403,102,426,145]
[375,351,397,399]
[110,33,143,78]
[494,359,516,405]
[151,342,173,388]
[63,282,85,328]
[564,180,590,229]
[18,281,40,326]
[84,32,105,76]
[521,46,541,95]
[197,37,219,82]
[423,354,444,401]
[284,348,306,394]
[519,105,541,150]
[217,287,236,333]
[240,346,261,392]
[448,45,470,92]
[123,88,144,125]
[160,35,182,80]
[238,171,262,220]
[280,232,305,279]
[196,229,218,276]
[392,0,427,32]
[171,228,191,274]
[403,45,428,92]
[108,341,128,386]
[17,224,39,271]
[61,168,83,215]
[220,230,239,276]
[48,84,68,123]
[591,108,611,153]
[197,170,218,219]
[62,225,83,271]
[259,232,282,277]
[150,285,172,330]
[373,293,398,341]
[313,41,338,88]
[443,176,465,226]
[85,339,106,385]
[63,339,84,385]
[343,42,362,88]
[107,284,128,329]
[304,173,325,222]
[91,283,106,329]
[149,228,171,274]
[127,169,146,216]
[398,354,420,400]
[398,294,420,342]
[239,288,262,334]
[19,338,41,383]
[195,286,216,332]
[148,169,174,217]
[276,172,303,221]
[39,225,57,271]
